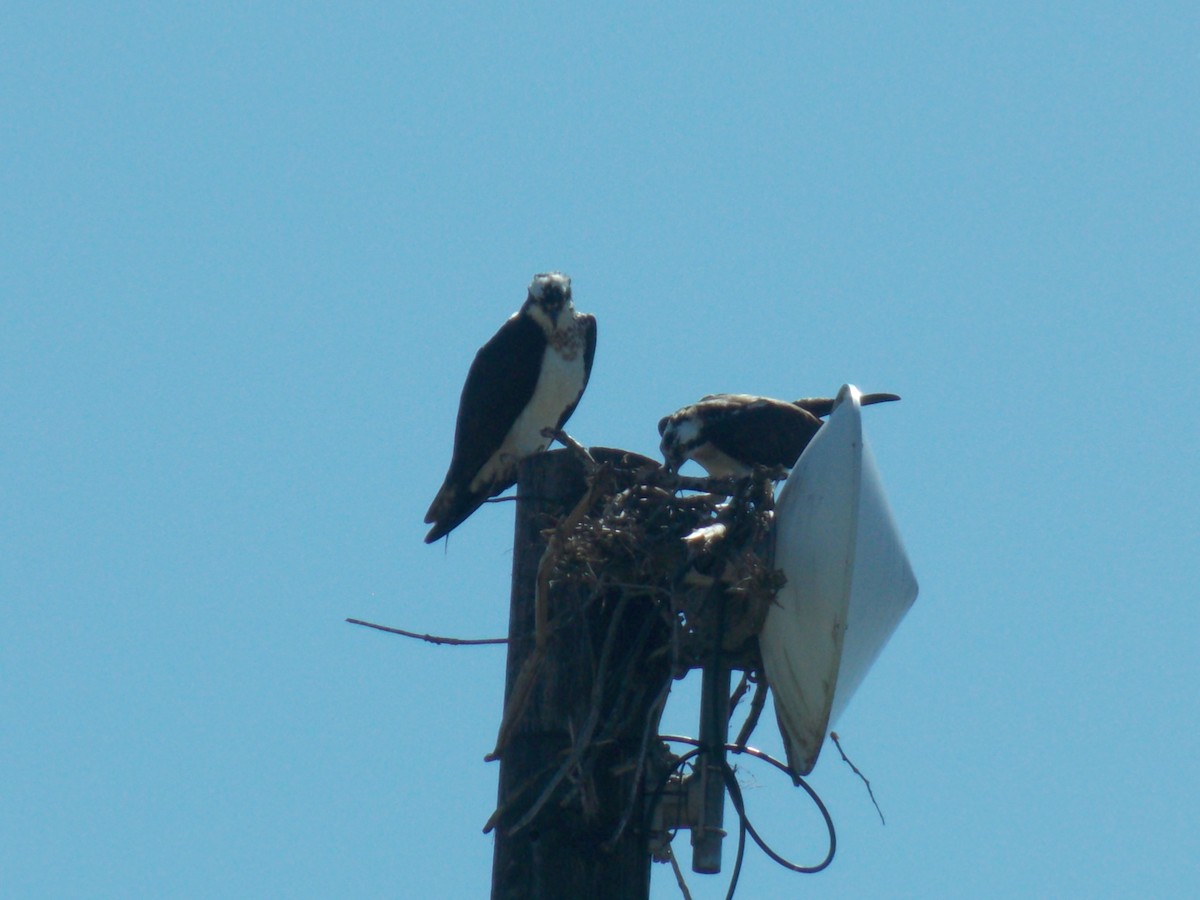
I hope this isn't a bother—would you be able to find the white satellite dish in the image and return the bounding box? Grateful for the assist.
[759,384,918,776]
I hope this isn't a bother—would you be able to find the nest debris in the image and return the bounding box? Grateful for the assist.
[547,467,783,675]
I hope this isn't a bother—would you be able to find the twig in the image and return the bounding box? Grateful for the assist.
[728,671,750,720]
[543,427,598,473]
[507,702,603,835]
[734,676,767,749]
[491,454,612,760]
[482,756,560,834]
[654,465,789,497]
[830,731,885,825]
[665,844,695,900]
[506,595,630,835]
[662,472,741,495]
[345,618,506,645]
[534,460,611,648]
[605,675,673,850]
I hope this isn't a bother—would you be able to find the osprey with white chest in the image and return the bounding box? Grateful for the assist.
[424,272,597,543]
[658,391,900,477]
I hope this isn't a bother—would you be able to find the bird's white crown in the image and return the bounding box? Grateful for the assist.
[528,272,571,301]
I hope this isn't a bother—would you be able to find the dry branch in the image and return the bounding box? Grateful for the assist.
[345,618,506,645]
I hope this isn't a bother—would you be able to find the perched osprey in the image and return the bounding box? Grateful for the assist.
[424,273,597,543]
[658,392,900,477]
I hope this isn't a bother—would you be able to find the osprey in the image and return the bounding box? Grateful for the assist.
[658,392,900,477]
[424,272,597,543]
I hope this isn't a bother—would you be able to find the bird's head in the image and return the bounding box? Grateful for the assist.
[525,272,574,328]
[657,410,699,474]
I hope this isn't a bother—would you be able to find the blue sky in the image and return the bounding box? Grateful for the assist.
[3,3,1197,897]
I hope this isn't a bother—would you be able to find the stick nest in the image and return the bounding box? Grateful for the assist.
[548,466,784,677]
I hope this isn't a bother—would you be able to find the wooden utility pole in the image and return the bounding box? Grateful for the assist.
[490,448,662,900]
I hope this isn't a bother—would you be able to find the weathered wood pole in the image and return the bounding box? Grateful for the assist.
[490,447,660,900]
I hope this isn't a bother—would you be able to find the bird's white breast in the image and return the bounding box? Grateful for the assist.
[511,341,586,452]
[666,416,751,477]
[469,331,587,492]
[690,443,750,478]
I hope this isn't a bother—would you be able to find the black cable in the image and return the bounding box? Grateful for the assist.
[721,755,835,874]
[658,735,837,882]
[725,794,748,900]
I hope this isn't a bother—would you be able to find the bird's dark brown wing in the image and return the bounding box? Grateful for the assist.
[698,396,824,469]
[446,312,545,488]
[424,313,545,541]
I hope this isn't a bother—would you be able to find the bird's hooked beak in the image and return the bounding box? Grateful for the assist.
[659,435,683,474]
[657,415,683,474]
[544,292,568,325]
[527,290,567,327]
